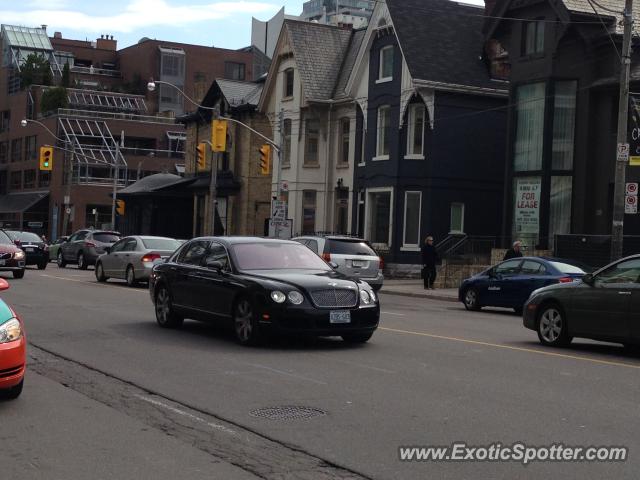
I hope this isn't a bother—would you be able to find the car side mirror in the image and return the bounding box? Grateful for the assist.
[329,261,339,269]
[205,259,224,272]
[582,273,594,286]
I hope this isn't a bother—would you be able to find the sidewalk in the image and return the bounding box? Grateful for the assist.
[379,279,459,302]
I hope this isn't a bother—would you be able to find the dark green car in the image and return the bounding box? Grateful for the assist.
[523,255,640,348]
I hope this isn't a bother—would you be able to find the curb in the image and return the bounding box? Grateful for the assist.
[379,290,460,303]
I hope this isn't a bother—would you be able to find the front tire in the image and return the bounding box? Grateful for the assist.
[37,261,47,270]
[57,251,66,268]
[12,269,24,279]
[1,379,23,400]
[342,332,374,344]
[95,262,107,282]
[234,298,263,346]
[155,286,183,328]
[463,288,481,311]
[77,252,87,270]
[126,266,137,287]
[537,303,572,347]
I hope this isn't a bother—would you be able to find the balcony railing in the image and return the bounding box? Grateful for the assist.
[53,108,180,125]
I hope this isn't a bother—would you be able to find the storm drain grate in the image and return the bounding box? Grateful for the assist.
[250,406,326,420]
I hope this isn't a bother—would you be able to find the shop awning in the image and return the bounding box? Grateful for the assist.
[0,191,49,214]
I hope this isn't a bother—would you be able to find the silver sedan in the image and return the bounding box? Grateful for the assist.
[95,236,182,286]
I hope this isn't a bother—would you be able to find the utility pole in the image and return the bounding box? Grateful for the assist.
[111,131,124,231]
[61,141,75,236]
[611,0,634,261]
[210,109,220,236]
[274,108,285,239]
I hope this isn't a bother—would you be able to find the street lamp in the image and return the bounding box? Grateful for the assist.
[21,118,74,238]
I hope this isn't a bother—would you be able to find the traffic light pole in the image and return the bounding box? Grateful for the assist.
[61,141,75,237]
[611,0,634,261]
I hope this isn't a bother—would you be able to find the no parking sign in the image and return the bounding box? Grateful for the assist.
[626,182,638,196]
[625,195,638,214]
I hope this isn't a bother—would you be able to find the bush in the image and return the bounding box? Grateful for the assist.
[41,87,69,114]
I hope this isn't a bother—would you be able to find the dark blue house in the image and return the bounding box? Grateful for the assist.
[345,0,508,274]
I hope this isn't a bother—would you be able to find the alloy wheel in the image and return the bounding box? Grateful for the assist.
[235,300,254,343]
[156,288,170,325]
[464,288,480,311]
[539,308,562,343]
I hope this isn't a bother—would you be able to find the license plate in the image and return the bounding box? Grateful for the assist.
[351,260,366,268]
[0,260,5,266]
[26,247,34,252]
[330,310,351,324]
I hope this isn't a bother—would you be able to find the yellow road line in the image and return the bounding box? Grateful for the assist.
[379,326,640,370]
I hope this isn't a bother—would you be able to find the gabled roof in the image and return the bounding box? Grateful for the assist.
[285,20,353,101]
[386,0,503,92]
[562,0,638,35]
[216,79,263,108]
[0,191,48,214]
[117,173,184,195]
[334,28,366,98]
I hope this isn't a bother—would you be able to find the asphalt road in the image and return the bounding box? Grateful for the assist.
[1,265,639,479]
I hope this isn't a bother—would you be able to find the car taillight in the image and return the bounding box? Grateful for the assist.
[142,253,161,263]
[85,241,96,248]
[379,256,385,270]
[322,253,331,262]
[558,277,573,283]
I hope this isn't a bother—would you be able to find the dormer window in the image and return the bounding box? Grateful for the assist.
[378,45,394,82]
[523,20,544,55]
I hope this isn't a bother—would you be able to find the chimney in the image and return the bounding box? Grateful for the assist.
[96,34,117,51]
[41,24,47,32]
[54,32,62,39]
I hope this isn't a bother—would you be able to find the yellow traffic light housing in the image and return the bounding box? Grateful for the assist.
[116,199,125,216]
[259,144,271,175]
[39,146,53,171]
[196,142,207,172]
[211,120,228,152]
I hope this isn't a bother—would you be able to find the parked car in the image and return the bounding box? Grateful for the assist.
[149,237,380,345]
[48,236,69,262]
[4,231,48,270]
[95,236,182,286]
[292,235,384,291]
[58,229,121,270]
[0,230,25,279]
[524,254,640,348]
[0,277,25,399]
[459,257,588,314]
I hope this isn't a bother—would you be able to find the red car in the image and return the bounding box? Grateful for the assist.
[0,278,25,399]
[0,230,26,279]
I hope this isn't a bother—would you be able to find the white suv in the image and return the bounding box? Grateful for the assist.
[293,235,384,291]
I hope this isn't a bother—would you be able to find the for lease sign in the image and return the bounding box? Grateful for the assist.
[514,177,541,234]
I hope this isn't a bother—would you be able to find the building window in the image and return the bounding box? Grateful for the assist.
[0,141,8,164]
[10,138,22,163]
[23,169,36,189]
[367,189,393,246]
[378,45,394,81]
[38,170,50,187]
[302,190,317,234]
[549,176,572,246]
[159,84,181,105]
[552,81,577,170]
[0,111,9,133]
[450,203,465,233]
[339,117,350,165]
[284,68,294,98]
[523,20,544,55]
[25,135,37,161]
[283,119,292,167]
[161,54,184,77]
[403,191,422,248]
[224,62,245,81]
[9,171,22,190]
[406,103,425,158]
[514,83,545,171]
[376,105,390,159]
[305,118,319,165]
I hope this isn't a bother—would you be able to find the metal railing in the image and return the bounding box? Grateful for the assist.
[52,108,180,125]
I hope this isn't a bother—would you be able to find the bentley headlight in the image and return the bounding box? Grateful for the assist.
[270,291,286,303]
[360,290,371,305]
[0,318,22,343]
[13,251,24,260]
[288,291,304,305]
[369,290,377,303]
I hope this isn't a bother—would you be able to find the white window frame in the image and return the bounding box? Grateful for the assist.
[364,187,394,248]
[374,105,390,161]
[405,103,426,160]
[338,117,350,166]
[377,45,394,83]
[401,191,422,251]
[450,202,465,234]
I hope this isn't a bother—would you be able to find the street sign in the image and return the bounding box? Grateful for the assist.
[626,182,639,196]
[272,200,287,223]
[617,143,630,162]
[625,195,638,214]
[280,181,289,192]
[268,219,292,239]
[64,195,70,205]
[27,221,43,228]
[65,207,71,215]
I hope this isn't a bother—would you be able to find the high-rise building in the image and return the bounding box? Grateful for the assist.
[301,0,374,29]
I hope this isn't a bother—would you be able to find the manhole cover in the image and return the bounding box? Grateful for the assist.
[250,406,326,420]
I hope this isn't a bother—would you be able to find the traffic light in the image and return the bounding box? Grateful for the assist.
[259,144,271,175]
[196,142,207,172]
[39,146,53,171]
[211,120,228,152]
[116,199,125,216]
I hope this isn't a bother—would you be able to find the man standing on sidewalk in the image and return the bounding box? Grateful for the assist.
[421,236,439,290]
[503,241,524,260]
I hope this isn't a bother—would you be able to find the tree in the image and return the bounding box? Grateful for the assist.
[41,87,68,114]
[62,63,70,88]
[19,53,53,89]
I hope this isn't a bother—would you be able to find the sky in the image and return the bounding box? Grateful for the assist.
[0,0,308,50]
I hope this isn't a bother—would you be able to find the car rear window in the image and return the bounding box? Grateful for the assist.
[93,233,121,243]
[548,261,586,274]
[16,232,42,242]
[142,238,181,251]
[324,239,376,256]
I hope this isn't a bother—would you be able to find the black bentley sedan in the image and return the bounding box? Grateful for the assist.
[149,237,380,345]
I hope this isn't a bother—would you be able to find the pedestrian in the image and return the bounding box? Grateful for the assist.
[503,240,524,260]
[421,236,439,290]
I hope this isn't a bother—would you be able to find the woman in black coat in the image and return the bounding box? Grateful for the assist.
[421,236,439,289]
